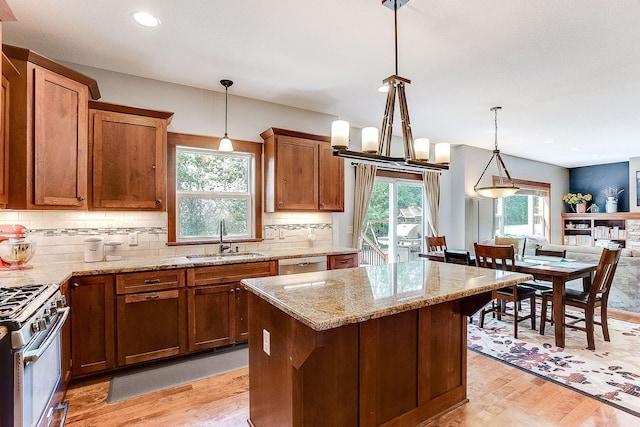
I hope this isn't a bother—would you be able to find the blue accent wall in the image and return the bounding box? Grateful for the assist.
[569,162,629,212]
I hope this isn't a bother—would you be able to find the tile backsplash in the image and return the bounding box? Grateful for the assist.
[0,210,335,263]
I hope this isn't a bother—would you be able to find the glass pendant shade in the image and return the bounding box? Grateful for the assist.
[475,185,519,198]
[434,142,450,164]
[361,127,379,153]
[219,135,233,152]
[413,138,430,160]
[331,120,350,149]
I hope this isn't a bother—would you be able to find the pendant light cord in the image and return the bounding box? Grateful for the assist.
[494,107,499,151]
[224,86,229,137]
[394,0,398,76]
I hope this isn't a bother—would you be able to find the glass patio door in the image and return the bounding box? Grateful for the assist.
[362,177,424,264]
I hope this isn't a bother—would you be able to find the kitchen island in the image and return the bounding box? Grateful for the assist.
[242,259,533,427]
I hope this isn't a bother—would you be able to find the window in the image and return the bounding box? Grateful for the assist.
[362,171,424,264]
[167,133,263,243]
[176,147,253,240]
[494,178,550,240]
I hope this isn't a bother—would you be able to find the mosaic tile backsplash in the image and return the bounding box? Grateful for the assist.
[0,210,335,263]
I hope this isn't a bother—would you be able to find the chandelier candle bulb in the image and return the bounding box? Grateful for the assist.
[331,120,350,149]
[435,142,450,164]
[361,127,379,153]
[413,138,430,160]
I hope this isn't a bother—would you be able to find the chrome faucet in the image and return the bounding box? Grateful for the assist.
[219,219,231,253]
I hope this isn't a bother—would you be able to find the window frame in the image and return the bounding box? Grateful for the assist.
[493,176,550,241]
[167,132,263,244]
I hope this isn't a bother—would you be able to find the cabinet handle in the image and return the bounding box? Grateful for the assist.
[235,287,241,292]
[230,289,235,293]
[320,203,325,208]
[156,199,162,204]
[152,165,156,169]
[144,279,161,284]
[277,201,283,206]
[72,283,79,289]
[339,260,349,264]
[145,294,160,300]
[79,196,86,201]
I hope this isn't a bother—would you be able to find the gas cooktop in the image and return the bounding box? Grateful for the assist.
[0,284,58,323]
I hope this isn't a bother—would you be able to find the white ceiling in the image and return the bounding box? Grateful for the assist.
[4,0,640,168]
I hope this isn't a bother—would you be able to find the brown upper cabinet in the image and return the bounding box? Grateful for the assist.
[261,128,344,212]
[4,44,100,209]
[89,101,173,210]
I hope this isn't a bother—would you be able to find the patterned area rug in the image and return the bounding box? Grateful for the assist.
[468,310,640,417]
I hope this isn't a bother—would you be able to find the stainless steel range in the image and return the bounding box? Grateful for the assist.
[0,283,69,427]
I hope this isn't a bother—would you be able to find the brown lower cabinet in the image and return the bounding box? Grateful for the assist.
[186,261,277,352]
[117,288,187,366]
[327,253,358,269]
[69,261,278,379]
[70,274,115,377]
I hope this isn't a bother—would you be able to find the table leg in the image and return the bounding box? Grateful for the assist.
[552,277,565,347]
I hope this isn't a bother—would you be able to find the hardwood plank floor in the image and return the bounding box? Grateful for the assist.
[65,311,640,426]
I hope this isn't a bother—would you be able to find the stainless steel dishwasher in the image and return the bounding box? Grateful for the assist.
[278,256,327,275]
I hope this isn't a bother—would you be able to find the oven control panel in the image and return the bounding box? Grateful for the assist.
[11,290,67,350]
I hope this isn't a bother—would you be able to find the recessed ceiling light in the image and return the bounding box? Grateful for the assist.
[133,12,160,28]
[570,147,580,151]
[543,140,554,144]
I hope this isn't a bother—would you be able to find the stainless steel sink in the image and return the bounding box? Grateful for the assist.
[187,252,265,262]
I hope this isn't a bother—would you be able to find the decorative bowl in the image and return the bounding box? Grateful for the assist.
[0,240,37,267]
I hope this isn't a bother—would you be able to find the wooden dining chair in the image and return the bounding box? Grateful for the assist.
[426,236,447,252]
[495,236,527,258]
[539,248,621,350]
[522,247,567,294]
[474,243,537,339]
[444,250,471,266]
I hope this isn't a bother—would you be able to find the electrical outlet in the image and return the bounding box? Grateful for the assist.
[265,229,275,240]
[127,232,138,246]
[279,229,285,239]
[262,329,271,356]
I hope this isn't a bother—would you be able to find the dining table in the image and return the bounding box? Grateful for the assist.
[422,251,599,348]
[513,256,599,348]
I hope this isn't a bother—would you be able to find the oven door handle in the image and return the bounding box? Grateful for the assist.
[23,306,70,365]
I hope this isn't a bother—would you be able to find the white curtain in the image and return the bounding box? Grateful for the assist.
[352,163,378,249]
[422,171,440,237]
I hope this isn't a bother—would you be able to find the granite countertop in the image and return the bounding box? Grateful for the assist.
[0,246,358,288]
[242,260,534,331]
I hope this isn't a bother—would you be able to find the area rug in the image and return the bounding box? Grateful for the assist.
[468,310,640,417]
[107,344,248,403]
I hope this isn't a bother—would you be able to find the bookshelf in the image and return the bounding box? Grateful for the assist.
[562,213,640,248]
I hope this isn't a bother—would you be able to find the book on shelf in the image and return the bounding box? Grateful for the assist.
[564,235,592,246]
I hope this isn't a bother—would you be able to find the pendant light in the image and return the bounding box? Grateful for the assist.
[219,79,234,152]
[330,0,449,173]
[474,106,519,198]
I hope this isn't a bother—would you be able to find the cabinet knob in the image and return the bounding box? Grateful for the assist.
[320,202,325,208]
[156,199,162,204]
[72,282,79,289]
[236,287,241,292]
[152,165,156,169]
[230,289,235,294]
[278,201,283,206]
[79,196,86,201]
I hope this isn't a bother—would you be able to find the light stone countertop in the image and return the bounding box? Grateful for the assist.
[242,260,534,331]
[0,246,358,288]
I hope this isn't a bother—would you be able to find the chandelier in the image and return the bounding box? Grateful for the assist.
[330,0,450,172]
[473,106,519,198]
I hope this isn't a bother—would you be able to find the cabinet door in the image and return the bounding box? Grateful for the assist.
[275,136,318,210]
[33,67,88,208]
[0,75,8,208]
[91,110,166,210]
[117,289,186,366]
[70,275,115,377]
[235,285,249,342]
[187,284,234,352]
[319,143,344,211]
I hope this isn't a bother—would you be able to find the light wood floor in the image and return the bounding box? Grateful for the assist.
[65,311,640,427]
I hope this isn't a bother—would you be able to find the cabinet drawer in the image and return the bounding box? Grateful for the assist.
[116,269,186,294]
[328,254,358,270]
[187,261,277,286]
